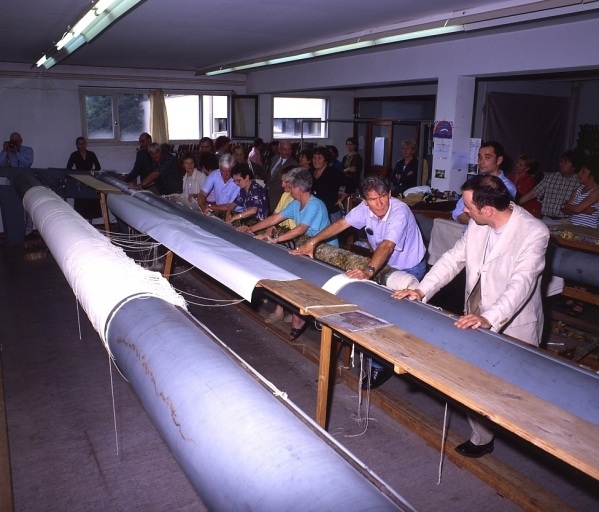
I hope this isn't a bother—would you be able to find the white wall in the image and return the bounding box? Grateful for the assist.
[0,64,245,172]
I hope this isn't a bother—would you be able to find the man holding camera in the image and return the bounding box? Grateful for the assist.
[1,132,34,167]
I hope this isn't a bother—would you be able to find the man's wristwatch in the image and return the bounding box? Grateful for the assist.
[365,265,376,275]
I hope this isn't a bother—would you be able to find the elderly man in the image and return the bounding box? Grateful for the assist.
[518,149,581,221]
[393,174,550,458]
[137,143,182,195]
[452,140,516,225]
[1,132,34,167]
[124,132,154,189]
[293,174,426,389]
[197,153,240,214]
[266,140,298,213]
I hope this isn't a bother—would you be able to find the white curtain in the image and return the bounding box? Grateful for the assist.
[150,89,169,144]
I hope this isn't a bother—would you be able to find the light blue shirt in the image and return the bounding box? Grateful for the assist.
[451,171,517,222]
[201,170,240,207]
[280,195,339,246]
[0,145,34,167]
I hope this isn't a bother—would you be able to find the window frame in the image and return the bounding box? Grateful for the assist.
[272,96,329,140]
[80,87,233,144]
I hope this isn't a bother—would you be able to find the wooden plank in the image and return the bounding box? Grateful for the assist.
[68,173,122,193]
[259,277,599,481]
[338,324,599,481]
[163,251,174,281]
[562,285,599,307]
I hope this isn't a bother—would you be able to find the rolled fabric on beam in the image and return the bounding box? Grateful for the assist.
[19,181,409,511]
[106,190,599,428]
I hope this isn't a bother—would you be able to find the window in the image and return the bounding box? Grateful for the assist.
[273,97,327,139]
[82,90,149,141]
[82,89,230,143]
[165,94,200,140]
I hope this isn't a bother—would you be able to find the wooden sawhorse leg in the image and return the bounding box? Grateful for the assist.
[316,324,335,429]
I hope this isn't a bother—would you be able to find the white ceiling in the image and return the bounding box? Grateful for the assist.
[1,0,598,74]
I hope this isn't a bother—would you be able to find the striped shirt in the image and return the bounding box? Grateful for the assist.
[570,185,599,228]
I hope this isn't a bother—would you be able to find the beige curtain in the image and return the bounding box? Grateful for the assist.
[150,89,169,144]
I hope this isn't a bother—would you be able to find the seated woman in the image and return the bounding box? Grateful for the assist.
[311,146,354,224]
[263,167,297,324]
[508,153,541,218]
[237,167,337,340]
[225,164,268,224]
[561,156,599,228]
[181,152,206,202]
[559,156,599,317]
[390,138,418,197]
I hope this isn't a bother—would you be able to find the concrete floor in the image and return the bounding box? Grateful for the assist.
[1,241,598,511]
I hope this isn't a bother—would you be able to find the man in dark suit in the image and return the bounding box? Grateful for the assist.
[266,140,298,212]
[124,132,155,191]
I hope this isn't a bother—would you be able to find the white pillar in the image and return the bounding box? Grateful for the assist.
[431,75,475,193]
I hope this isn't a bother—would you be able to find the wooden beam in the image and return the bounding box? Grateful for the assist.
[0,349,15,512]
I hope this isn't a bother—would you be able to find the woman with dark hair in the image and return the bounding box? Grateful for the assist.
[311,146,353,223]
[67,136,101,172]
[508,153,541,218]
[562,156,599,228]
[298,148,313,170]
[341,137,363,188]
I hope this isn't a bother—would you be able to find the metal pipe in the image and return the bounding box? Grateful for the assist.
[106,191,599,427]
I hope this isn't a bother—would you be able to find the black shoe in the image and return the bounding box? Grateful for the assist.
[362,365,393,390]
[455,440,494,458]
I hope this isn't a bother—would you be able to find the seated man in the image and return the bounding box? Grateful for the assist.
[1,132,34,167]
[293,174,426,389]
[452,140,516,225]
[518,149,581,221]
[197,153,240,214]
[137,143,182,195]
[225,164,268,224]
[124,132,154,190]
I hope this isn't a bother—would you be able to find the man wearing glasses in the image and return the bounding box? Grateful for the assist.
[197,153,240,215]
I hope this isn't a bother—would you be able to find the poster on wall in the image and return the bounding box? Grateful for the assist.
[433,120,453,139]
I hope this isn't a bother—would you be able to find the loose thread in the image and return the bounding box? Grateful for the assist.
[109,352,120,457]
[437,402,449,485]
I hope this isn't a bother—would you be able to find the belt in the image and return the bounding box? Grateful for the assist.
[545,215,565,220]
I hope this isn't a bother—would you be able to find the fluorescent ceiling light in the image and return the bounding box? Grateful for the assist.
[201,0,599,76]
[34,0,145,70]
[203,25,459,76]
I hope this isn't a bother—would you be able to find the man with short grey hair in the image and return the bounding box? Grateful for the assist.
[197,153,240,214]
[137,143,182,195]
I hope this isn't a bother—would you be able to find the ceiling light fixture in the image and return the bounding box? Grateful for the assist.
[205,25,462,76]
[34,0,145,70]
[203,0,599,76]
